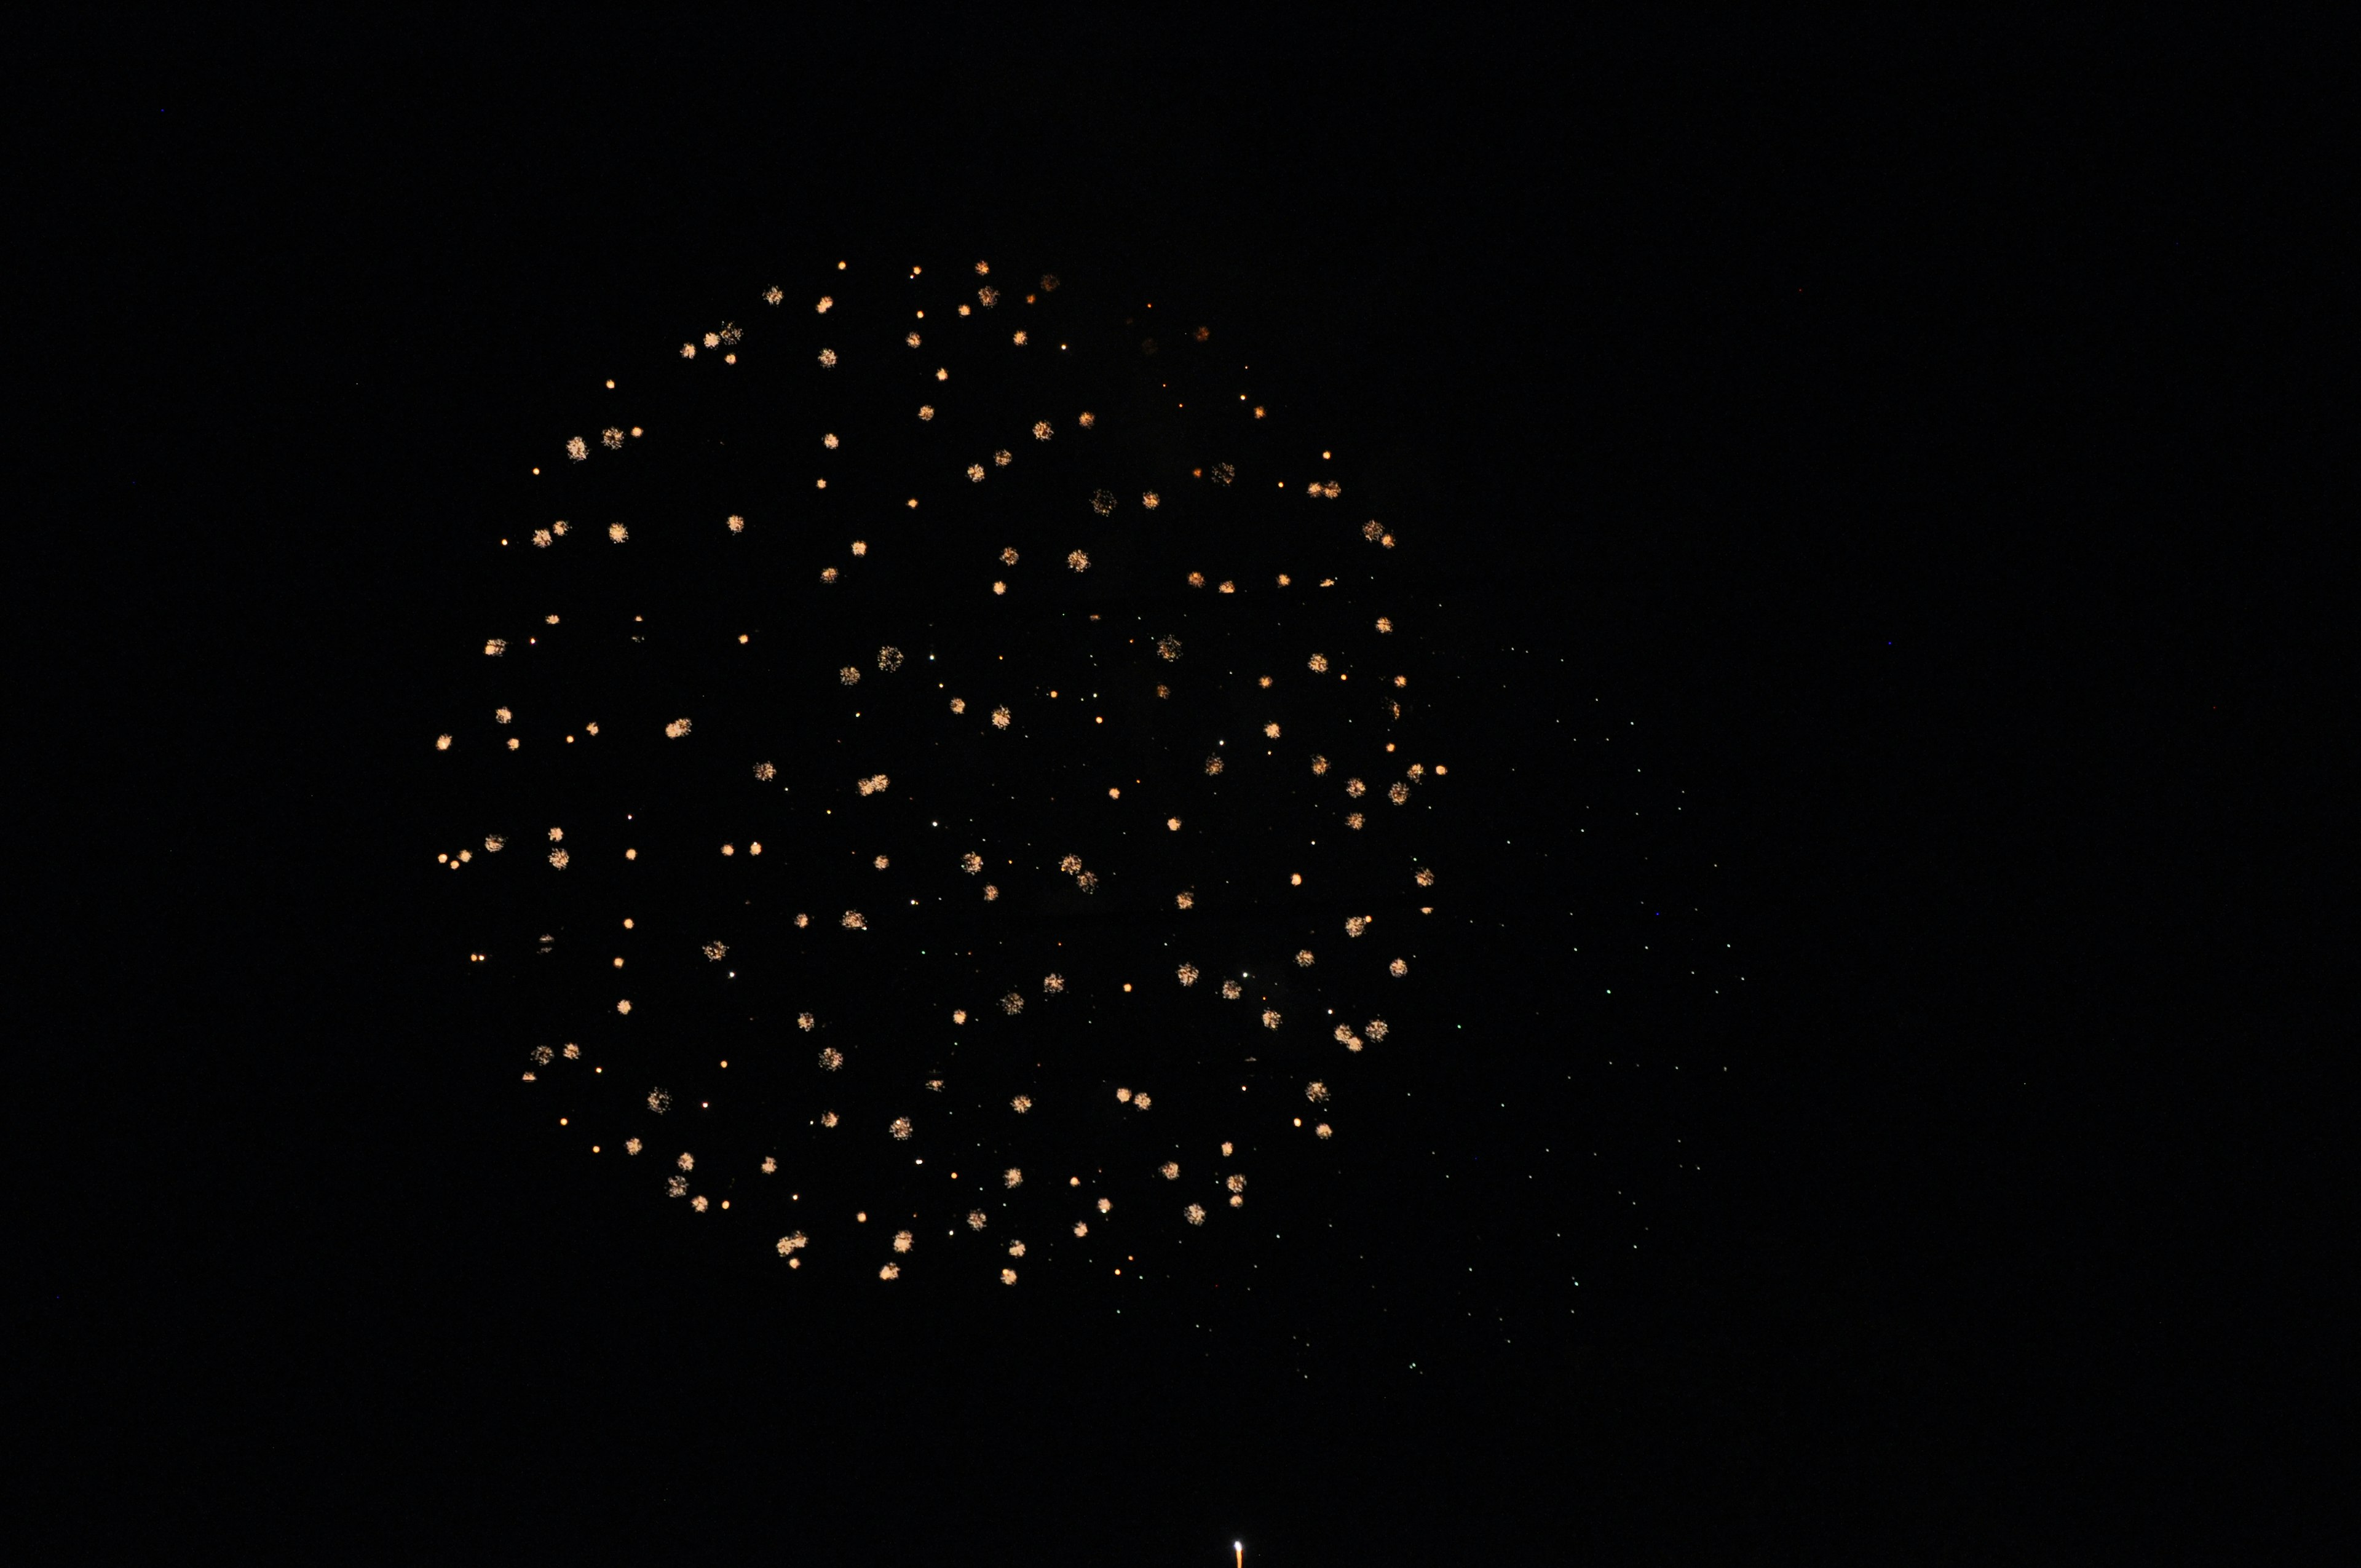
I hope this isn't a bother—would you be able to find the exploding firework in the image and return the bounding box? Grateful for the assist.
[441,256,1442,1286]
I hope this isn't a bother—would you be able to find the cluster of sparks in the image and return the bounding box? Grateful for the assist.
[440,256,1447,1292]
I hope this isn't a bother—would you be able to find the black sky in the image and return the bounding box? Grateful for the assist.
[26,17,2338,1562]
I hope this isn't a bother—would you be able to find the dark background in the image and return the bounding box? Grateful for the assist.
[28,17,2336,1561]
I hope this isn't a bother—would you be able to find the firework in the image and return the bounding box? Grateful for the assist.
[447,258,1443,1283]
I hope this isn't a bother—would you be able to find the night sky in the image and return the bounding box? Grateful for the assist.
[28,18,2334,1563]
